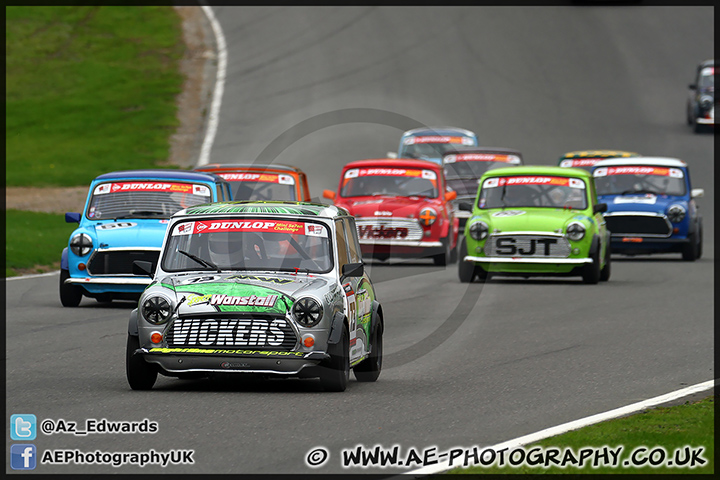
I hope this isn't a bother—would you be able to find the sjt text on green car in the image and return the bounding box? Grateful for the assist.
[458,166,610,284]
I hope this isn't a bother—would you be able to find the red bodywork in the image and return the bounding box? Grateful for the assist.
[326,159,459,260]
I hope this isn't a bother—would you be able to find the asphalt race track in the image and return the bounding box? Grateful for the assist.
[5,6,713,474]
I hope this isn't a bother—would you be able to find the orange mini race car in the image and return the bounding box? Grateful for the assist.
[195,163,311,202]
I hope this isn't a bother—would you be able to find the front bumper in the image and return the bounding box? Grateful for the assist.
[65,275,151,294]
[137,348,329,376]
[360,239,443,248]
[611,236,690,254]
[464,256,592,264]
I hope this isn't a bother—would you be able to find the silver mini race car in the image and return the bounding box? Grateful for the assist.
[126,201,384,392]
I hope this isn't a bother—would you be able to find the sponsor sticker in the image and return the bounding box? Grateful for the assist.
[96,222,137,230]
[171,220,324,237]
[168,318,289,347]
[594,166,683,177]
[483,176,585,188]
[492,210,526,217]
[614,194,657,204]
[404,135,469,145]
[454,153,517,163]
[218,173,295,185]
[701,67,714,76]
[95,182,206,195]
[560,158,603,167]
[185,293,278,307]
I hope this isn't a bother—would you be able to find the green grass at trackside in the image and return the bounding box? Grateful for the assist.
[5,210,74,277]
[6,6,184,187]
[450,396,713,474]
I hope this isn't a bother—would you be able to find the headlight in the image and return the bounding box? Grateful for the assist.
[667,204,686,223]
[419,207,437,226]
[700,95,713,110]
[293,297,323,328]
[468,221,489,240]
[566,222,586,241]
[141,295,173,325]
[70,233,93,256]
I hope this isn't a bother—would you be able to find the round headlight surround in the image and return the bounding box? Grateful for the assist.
[700,95,713,110]
[70,233,93,256]
[141,295,173,325]
[292,296,323,328]
[468,221,489,240]
[667,204,686,223]
[418,207,437,226]
[566,222,586,241]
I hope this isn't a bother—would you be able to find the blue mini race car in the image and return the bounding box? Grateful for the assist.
[592,157,704,261]
[394,126,478,165]
[60,169,232,306]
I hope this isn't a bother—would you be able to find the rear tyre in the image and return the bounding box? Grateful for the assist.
[319,326,349,392]
[582,248,601,284]
[600,244,611,282]
[59,269,82,307]
[126,335,158,390]
[354,322,383,382]
[681,233,699,261]
[458,237,477,283]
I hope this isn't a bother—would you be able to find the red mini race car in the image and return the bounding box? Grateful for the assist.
[323,158,459,265]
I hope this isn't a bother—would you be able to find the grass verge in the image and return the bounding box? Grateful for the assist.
[5,210,74,277]
[449,395,713,474]
[5,6,183,187]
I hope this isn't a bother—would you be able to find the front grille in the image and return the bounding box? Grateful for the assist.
[484,235,570,257]
[87,249,160,275]
[166,316,297,350]
[605,214,671,237]
[356,218,423,241]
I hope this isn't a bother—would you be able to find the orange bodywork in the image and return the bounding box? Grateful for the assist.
[194,164,311,202]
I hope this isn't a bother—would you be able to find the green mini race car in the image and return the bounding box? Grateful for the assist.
[457,166,611,284]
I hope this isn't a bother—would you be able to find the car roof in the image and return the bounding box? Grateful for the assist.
[342,158,442,170]
[443,146,523,158]
[176,201,349,219]
[483,165,592,178]
[402,126,476,138]
[195,163,303,174]
[699,59,714,69]
[560,150,640,159]
[592,157,688,168]
[94,169,225,183]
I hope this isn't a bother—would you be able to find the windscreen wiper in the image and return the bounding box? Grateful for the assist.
[178,250,221,273]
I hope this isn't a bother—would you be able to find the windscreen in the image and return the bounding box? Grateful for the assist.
[87,182,212,219]
[217,172,296,201]
[399,135,476,158]
[478,175,588,210]
[340,167,438,198]
[444,153,521,178]
[162,218,332,273]
[699,67,714,88]
[593,166,686,196]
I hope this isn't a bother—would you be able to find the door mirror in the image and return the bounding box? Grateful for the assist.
[65,212,81,223]
[458,202,473,212]
[132,260,154,278]
[593,203,608,214]
[323,189,336,200]
[691,188,704,198]
[445,190,457,202]
[689,83,697,90]
[341,262,363,280]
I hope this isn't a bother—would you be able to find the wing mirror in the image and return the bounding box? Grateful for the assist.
[65,212,81,223]
[593,203,608,214]
[132,260,154,278]
[322,189,336,200]
[340,262,364,281]
[688,83,697,90]
[691,188,704,198]
[445,190,457,201]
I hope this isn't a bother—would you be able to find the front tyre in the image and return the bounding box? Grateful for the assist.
[319,325,349,392]
[582,247,601,284]
[354,322,383,382]
[600,244,611,282]
[126,335,158,390]
[433,237,451,266]
[681,232,699,261]
[458,237,478,283]
[59,269,82,307]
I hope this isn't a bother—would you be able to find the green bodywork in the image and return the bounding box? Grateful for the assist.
[463,166,609,275]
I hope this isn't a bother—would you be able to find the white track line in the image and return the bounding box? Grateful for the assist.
[407,379,715,476]
[6,271,60,281]
[197,5,227,166]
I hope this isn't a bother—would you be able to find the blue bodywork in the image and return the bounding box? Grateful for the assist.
[595,166,701,255]
[397,127,478,165]
[61,170,231,303]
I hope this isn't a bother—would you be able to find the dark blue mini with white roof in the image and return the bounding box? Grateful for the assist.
[592,157,704,261]
[393,126,478,165]
[60,169,232,306]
